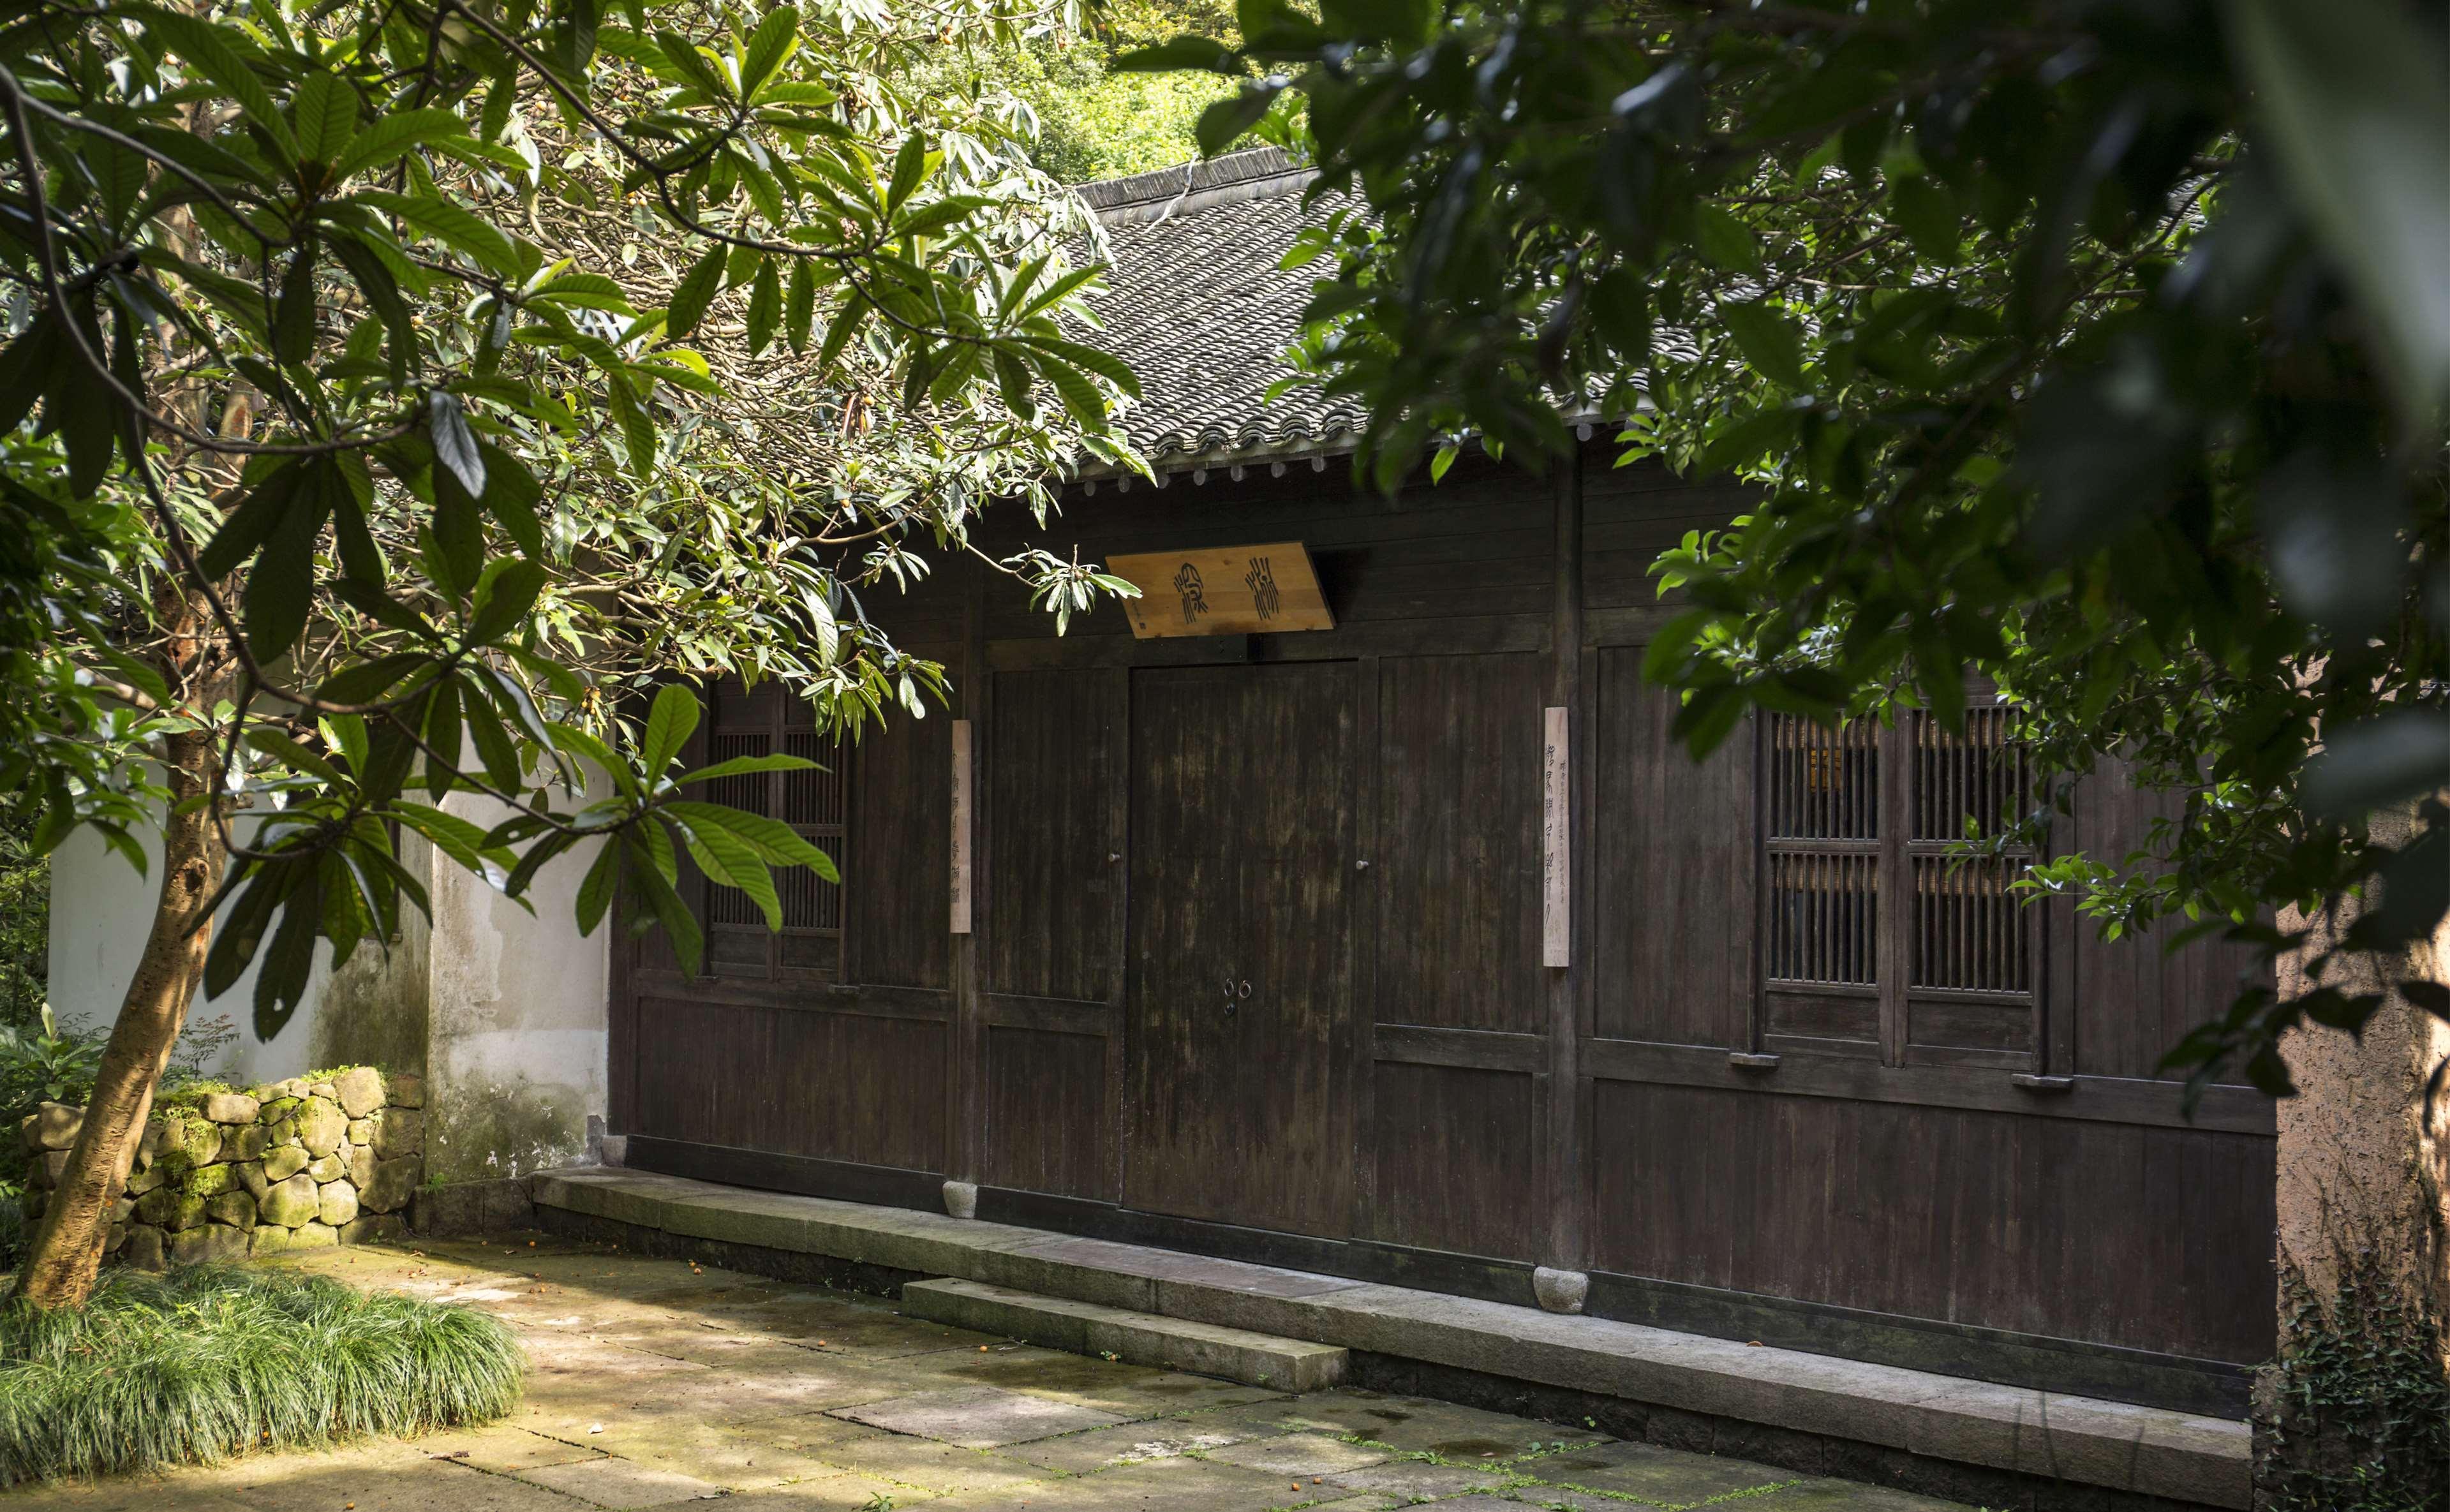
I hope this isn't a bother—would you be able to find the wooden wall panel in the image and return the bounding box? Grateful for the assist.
[1581,462,1755,611]
[630,998,778,1148]
[985,669,1124,1003]
[2063,757,2273,1082]
[983,1027,1112,1200]
[1589,1080,2276,1363]
[1592,649,1755,1047]
[769,1009,950,1172]
[849,688,953,990]
[1376,653,1545,1032]
[1370,1062,1543,1261]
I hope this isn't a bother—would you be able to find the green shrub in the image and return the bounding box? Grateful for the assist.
[0,1264,524,1484]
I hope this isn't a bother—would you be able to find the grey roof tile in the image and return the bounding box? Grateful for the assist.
[1078,150,1365,470]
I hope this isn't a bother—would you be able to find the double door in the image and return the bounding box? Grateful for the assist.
[1125,662,1360,1236]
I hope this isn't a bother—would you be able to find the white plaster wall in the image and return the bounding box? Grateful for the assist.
[47,773,615,1184]
[45,817,329,1085]
[423,786,611,1183]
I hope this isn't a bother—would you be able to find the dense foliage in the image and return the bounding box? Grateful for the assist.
[984,0,1245,182]
[0,0,1147,1028]
[1132,0,2450,1097]
[0,1263,523,1481]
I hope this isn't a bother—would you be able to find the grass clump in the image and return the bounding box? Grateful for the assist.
[0,1264,524,1484]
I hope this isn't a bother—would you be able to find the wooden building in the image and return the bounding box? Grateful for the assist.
[609,151,2275,1420]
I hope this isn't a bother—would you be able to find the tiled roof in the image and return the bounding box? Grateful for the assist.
[1076,150,1366,473]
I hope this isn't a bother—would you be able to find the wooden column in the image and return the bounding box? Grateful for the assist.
[1547,445,1589,1270]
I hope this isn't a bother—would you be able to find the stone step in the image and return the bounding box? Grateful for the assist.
[902,1277,1349,1392]
[532,1167,2252,1511]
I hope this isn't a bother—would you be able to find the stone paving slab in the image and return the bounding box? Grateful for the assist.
[0,1229,1977,1512]
[829,1384,1127,1447]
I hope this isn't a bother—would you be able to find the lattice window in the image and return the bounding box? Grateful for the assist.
[703,730,772,928]
[1758,701,2041,1067]
[693,683,845,977]
[780,730,845,933]
[1910,708,2035,998]
[1764,716,1880,995]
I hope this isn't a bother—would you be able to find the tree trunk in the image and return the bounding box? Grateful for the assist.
[11,607,226,1309]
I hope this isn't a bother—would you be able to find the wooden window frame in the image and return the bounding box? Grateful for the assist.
[1755,701,2042,1071]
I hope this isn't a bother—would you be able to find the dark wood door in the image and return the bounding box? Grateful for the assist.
[1127,662,1358,1235]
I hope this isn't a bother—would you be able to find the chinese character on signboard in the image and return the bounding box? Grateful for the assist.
[1173,563,1210,626]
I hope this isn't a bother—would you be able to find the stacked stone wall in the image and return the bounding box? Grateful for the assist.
[19,1065,426,1268]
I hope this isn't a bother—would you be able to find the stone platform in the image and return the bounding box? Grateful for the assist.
[530,1166,2250,1511]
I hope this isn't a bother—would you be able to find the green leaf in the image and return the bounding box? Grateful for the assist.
[428,389,487,497]
[676,810,781,929]
[604,373,657,475]
[641,683,701,778]
[293,68,358,165]
[886,131,926,211]
[666,243,726,338]
[273,246,318,364]
[745,257,782,355]
[2305,710,2450,819]
[2233,0,2450,420]
[625,835,702,974]
[477,439,544,558]
[330,108,472,182]
[353,189,521,277]
[1020,336,1141,399]
[1689,204,1761,274]
[672,753,818,785]
[1196,84,1277,157]
[245,461,331,662]
[785,259,816,355]
[575,838,621,936]
[137,6,296,160]
[1889,175,1961,263]
[1113,36,1240,73]
[197,462,302,579]
[740,4,800,97]
[817,291,868,369]
[1718,300,1808,389]
[470,558,549,645]
[422,676,463,799]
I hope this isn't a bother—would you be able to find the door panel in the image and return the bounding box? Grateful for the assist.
[1127,662,1358,1235]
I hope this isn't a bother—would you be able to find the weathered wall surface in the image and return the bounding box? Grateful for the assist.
[2275,877,2450,1321]
[425,789,610,1185]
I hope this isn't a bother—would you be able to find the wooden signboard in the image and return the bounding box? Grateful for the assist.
[1104,542,1334,638]
[1541,706,1570,968]
[949,720,973,935]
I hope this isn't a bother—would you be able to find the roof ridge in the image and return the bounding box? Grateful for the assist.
[1076,147,1314,227]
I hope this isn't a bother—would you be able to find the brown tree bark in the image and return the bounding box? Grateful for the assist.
[12,696,225,1308]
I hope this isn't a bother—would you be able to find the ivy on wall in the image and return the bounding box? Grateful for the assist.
[2259,1249,2450,1510]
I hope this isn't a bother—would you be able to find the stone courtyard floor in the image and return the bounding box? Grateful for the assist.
[3,1231,1971,1511]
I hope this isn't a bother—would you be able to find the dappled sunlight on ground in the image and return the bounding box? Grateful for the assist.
[0,1234,1966,1509]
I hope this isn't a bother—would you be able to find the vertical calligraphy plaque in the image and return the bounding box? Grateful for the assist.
[1541,706,1570,968]
[950,719,974,935]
